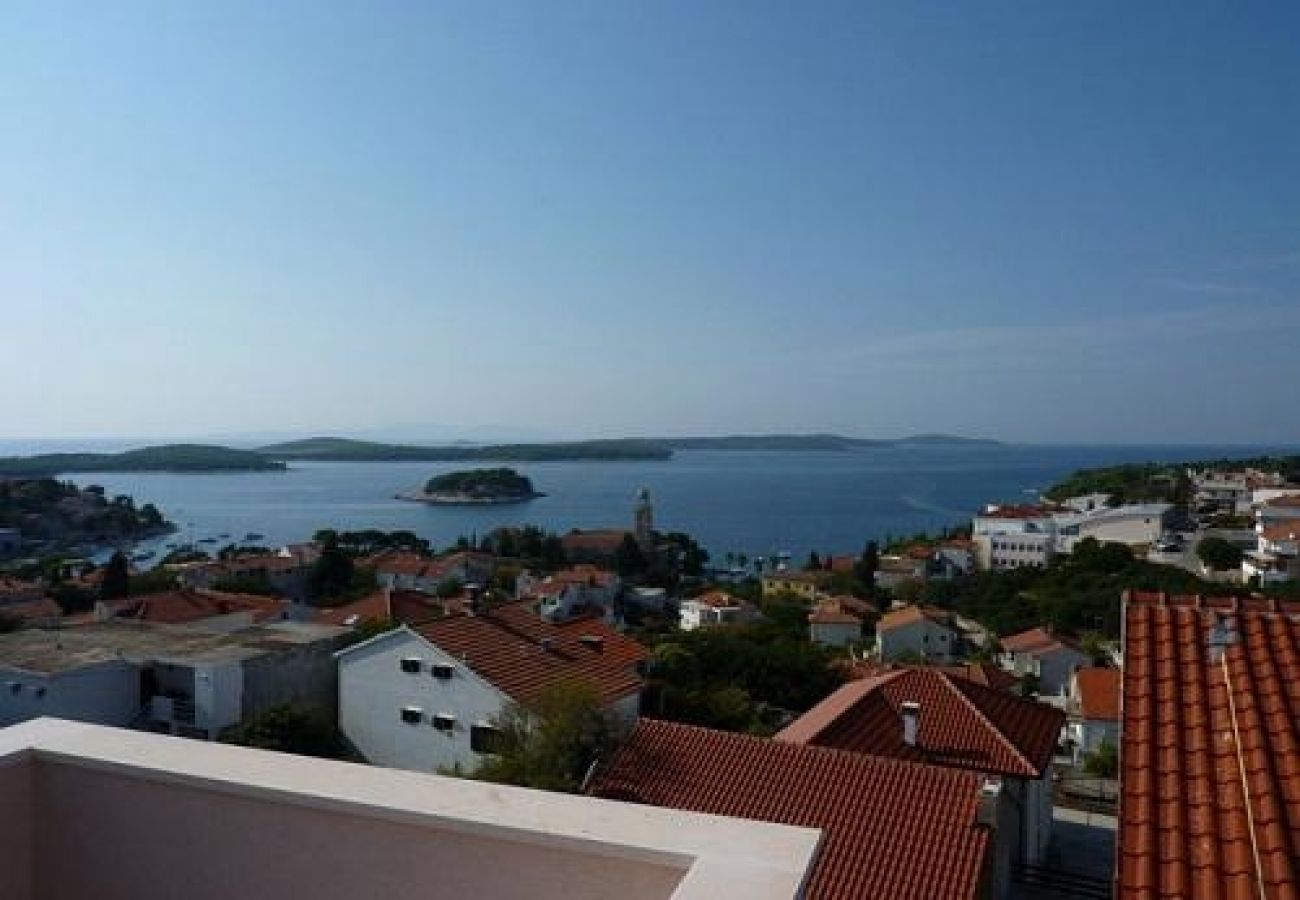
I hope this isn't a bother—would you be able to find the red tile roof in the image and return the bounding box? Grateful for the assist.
[313,590,392,627]
[588,718,991,900]
[776,668,1062,779]
[1072,667,1120,722]
[560,530,630,555]
[934,662,1022,693]
[1118,591,1300,898]
[689,590,743,609]
[808,606,862,626]
[877,605,953,634]
[414,601,647,706]
[110,589,288,625]
[998,626,1081,657]
[370,551,436,577]
[0,596,62,624]
[1260,523,1300,544]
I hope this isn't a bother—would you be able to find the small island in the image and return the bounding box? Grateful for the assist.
[398,468,543,505]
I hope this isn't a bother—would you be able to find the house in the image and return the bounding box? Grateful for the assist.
[972,504,1061,570]
[516,565,621,622]
[178,552,312,600]
[0,577,45,606]
[777,667,1063,866]
[876,605,961,663]
[936,539,978,577]
[77,588,290,632]
[1117,591,1300,896]
[874,552,930,590]
[336,600,647,774]
[371,550,495,594]
[996,626,1088,695]
[760,570,822,601]
[0,717,821,900]
[561,530,632,565]
[678,590,758,631]
[0,620,351,738]
[1056,503,1174,552]
[807,596,874,648]
[0,595,62,628]
[1063,667,1119,765]
[588,718,1008,900]
[1242,522,1300,585]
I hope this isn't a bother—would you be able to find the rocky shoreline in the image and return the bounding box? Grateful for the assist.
[394,490,544,506]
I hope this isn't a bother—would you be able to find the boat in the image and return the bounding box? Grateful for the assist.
[245,533,264,541]
[198,538,218,544]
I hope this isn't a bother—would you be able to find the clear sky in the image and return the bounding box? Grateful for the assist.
[2,2,1297,444]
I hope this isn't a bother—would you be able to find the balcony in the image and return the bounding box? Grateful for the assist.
[0,718,819,900]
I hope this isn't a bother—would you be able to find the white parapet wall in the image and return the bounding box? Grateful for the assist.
[0,718,820,900]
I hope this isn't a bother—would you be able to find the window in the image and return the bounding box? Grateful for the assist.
[400,657,421,674]
[431,663,455,680]
[400,706,422,724]
[432,713,456,731]
[471,723,502,754]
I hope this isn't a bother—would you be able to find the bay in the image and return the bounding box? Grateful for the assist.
[54,442,1297,563]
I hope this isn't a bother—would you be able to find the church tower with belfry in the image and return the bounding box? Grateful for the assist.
[634,487,654,549]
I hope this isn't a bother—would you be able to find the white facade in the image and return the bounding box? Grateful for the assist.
[876,615,958,664]
[337,627,641,775]
[1000,645,1088,696]
[808,619,861,648]
[338,628,512,774]
[679,598,755,632]
[0,661,140,730]
[974,532,1056,570]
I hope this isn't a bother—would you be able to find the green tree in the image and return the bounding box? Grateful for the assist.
[1083,740,1119,778]
[100,551,130,601]
[614,533,647,576]
[471,680,617,792]
[1197,536,1244,572]
[225,705,348,760]
[309,534,355,603]
[855,541,880,588]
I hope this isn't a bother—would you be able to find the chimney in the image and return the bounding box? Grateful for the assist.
[976,778,1002,829]
[900,700,920,747]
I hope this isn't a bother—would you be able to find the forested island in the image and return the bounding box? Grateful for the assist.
[400,468,542,504]
[0,444,286,477]
[0,478,174,549]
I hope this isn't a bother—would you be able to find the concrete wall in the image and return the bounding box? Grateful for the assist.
[0,759,32,900]
[878,619,957,663]
[339,630,509,773]
[32,762,687,900]
[0,662,140,729]
[239,631,350,721]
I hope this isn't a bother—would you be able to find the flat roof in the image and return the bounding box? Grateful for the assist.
[0,621,350,675]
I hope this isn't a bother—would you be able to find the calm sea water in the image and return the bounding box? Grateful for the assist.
[44,443,1294,563]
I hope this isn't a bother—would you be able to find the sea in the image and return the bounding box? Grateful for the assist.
[12,442,1291,564]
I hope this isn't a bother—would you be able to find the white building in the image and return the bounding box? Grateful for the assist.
[372,551,496,594]
[0,621,350,739]
[997,627,1089,696]
[678,591,758,631]
[875,606,960,663]
[516,565,621,623]
[1064,667,1120,764]
[1058,503,1174,552]
[972,501,1173,570]
[807,598,868,648]
[1243,523,1300,585]
[337,601,646,774]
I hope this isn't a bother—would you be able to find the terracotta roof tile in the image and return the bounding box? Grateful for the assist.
[877,605,953,634]
[111,589,288,625]
[1118,590,1300,898]
[414,600,646,706]
[998,626,1081,657]
[776,668,1062,779]
[588,718,991,900]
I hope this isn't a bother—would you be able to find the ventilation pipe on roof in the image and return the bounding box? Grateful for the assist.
[976,778,1002,829]
[900,701,920,747]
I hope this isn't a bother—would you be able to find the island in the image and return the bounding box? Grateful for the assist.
[0,444,287,477]
[398,468,544,505]
[0,478,175,551]
[260,437,673,462]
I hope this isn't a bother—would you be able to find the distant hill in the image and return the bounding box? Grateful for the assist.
[0,444,287,477]
[893,434,1003,447]
[258,436,673,462]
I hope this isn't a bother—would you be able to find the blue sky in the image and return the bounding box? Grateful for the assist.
[1,2,1297,443]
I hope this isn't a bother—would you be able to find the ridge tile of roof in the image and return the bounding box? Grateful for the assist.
[1118,590,1300,897]
[776,668,1062,779]
[588,718,991,900]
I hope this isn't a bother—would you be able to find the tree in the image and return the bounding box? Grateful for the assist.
[1083,739,1119,778]
[805,551,822,571]
[471,680,617,792]
[225,705,348,760]
[614,533,647,576]
[100,551,130,601]
[308,533,355,603]
[854,541,880,588]
[1197,536,1244,572]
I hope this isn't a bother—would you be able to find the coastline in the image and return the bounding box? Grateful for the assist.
[394,490,545,506]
